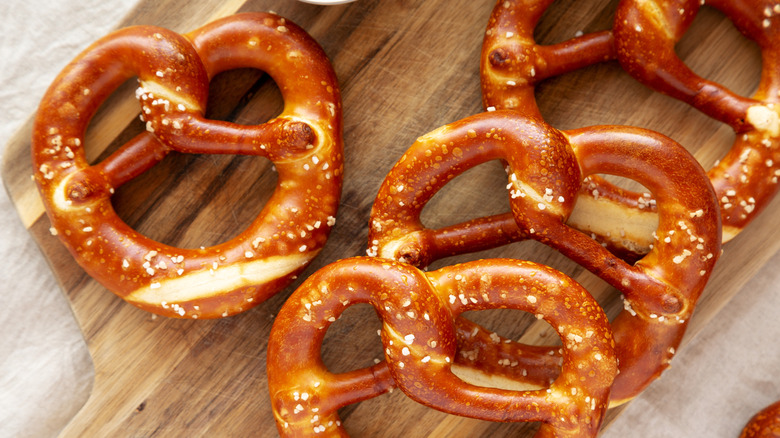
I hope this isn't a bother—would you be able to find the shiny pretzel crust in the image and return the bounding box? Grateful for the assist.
[481,0,780,255]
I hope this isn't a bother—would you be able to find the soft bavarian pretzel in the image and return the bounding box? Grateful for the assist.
[31,12,343,318]
[740,400,780,437]
[368,110,720,405]
[267,257,617,437]
[602,0,780,242]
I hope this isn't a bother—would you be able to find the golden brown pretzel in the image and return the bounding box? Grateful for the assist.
[31,12,343,318]
[605,0,780,242]
[267,257,617,437]
[740,401,780,437]
[368,110,720,405]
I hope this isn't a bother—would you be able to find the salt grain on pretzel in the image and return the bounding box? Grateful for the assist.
[268,257,617,437]
[368,110,721,405]
[32,13,343,318]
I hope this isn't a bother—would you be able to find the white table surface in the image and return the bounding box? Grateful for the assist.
[0,1,778,437]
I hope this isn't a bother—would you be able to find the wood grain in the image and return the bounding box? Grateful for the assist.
[3,0,779,436]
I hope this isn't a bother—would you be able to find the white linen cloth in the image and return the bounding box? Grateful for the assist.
[0,1,777,437]
[0,1,136,437]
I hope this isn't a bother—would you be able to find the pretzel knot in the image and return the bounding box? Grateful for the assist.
[368,110,720,405]
[267,257,617,437]
[31,13,343,318]
[607,0,780,242]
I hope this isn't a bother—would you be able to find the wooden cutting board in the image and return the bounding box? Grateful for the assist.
[4,0,780,436]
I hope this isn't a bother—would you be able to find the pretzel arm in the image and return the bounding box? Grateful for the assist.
[533,31,616,80]
[614,0,754,129]
[60,133,171,210]
[369,211,526,268]
[143,112,315,158]
[87,132,171,189]
[429,213,527,259]
[453,317,561,389]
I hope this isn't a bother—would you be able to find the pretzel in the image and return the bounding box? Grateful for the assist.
[267,256,617,437]
[604,0,780,242]
[482,0,780,254]
[368,110,720,405]
[740,401,780,437]
[31,13,343,318]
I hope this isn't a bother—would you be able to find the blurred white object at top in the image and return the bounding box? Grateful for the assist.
[297,0,356,4]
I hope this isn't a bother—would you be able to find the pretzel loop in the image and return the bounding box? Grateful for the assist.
[32,13,343,319]
[267,257,617,437]
[36,26,207,202]
[368,110,720,405]
[145,14,340,160]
